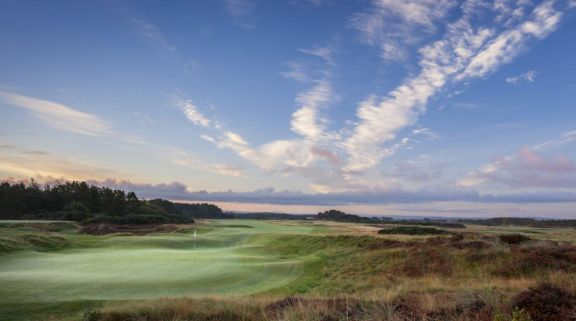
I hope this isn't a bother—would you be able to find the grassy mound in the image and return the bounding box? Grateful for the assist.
[0,233,69,253]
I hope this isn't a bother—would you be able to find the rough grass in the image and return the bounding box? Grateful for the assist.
[2,220,576,321]
[76,284,576,321]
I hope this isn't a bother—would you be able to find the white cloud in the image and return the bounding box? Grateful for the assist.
[280,61,309,83]
[344,0,562,172]
[506,70,536,84]
[176,0,567,193]
[351,0,458,61]
[458,147,576,188]
[459,129,576,189]
[457,2,561,79]
[412,127,439,140]
[299,46,335,65]
[200,135,216,143]
[173,95,211,127]
[211,164,245,177]
[0,90,112,136]
[291,80,336,141]
[0,145,126,181]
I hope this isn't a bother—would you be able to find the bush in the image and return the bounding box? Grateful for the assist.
[378,226,449,235]
[499,234,532,245]
[512,283,576,321]
[83,309,102,321]
[500,244,576,276]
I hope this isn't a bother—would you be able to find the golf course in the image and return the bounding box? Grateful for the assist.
[0,220,329,317]
[1,219,576,321]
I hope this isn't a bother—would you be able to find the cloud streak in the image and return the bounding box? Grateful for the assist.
[0,90,112,136]
[344,0,562,172]
[174,95,212,128]
[506,70,536,84]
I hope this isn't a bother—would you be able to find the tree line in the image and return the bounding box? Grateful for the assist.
[0,181,227,224]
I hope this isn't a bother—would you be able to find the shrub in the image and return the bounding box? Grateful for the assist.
[377,226,449,235]
[512,283,576,321]
[83,309,102,321]
[399,248,453,277]
[500,244,576,275]
[499,234,532,245]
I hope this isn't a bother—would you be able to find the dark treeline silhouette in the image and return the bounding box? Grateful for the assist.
[317,209,368,223]
[148,199,234,219]
[0,181,225,224]
[379,219,465,228]
[458,217,576,228]
[232,212,315,220]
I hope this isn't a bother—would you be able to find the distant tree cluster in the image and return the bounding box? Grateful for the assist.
[0,181,225,224]
[148,199,234,219]
[458,217,576,228]
[317,209,365,222]
[377,226,450,235]
[233,212,315,220]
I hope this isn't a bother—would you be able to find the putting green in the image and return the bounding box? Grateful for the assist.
[0,220,318,303]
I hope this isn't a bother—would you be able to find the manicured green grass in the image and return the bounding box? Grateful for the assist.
[0,220,321,320]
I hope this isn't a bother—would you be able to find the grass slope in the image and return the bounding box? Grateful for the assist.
[0,220,320,320]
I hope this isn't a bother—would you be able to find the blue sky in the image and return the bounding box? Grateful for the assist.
[1,0,576,218]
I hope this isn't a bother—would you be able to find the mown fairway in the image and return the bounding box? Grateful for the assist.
[0,220,322,319]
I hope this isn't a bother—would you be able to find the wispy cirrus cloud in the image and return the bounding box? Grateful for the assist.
[0,90,112,136]
[225,0,257,28]
[506,70,536,84]
[0,144,127,181]
[177,0,569,193]
[0,89,244,179]
[173,95,212,128]
[281,61,310,83]
[210,164,245,177]
[351,0,458,61]
[344,0,562,172]
[128,17,177,54]
[121,11,199,74]
[299,45,335,65]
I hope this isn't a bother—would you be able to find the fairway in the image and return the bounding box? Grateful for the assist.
[0,220,318,304]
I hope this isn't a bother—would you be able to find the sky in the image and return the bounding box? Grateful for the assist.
[1,0,576,218]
